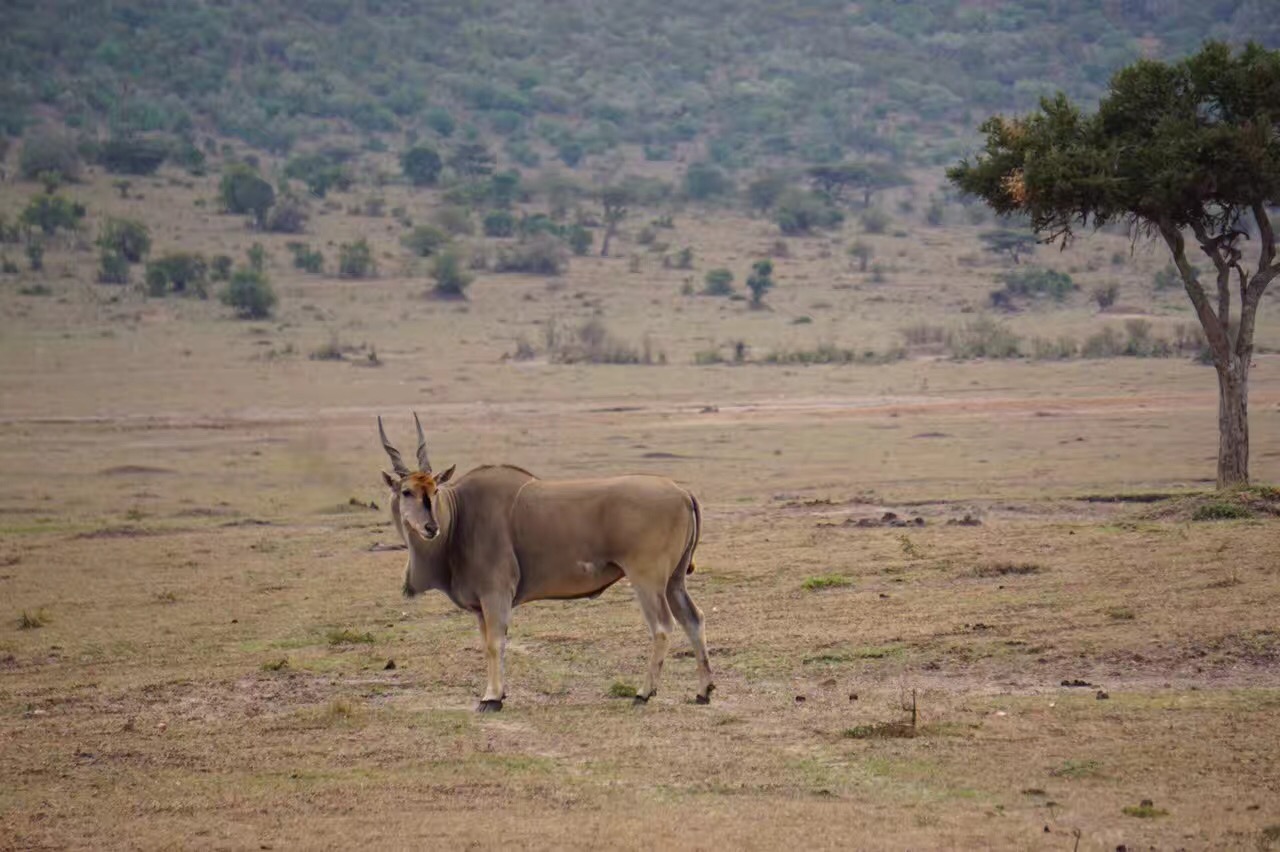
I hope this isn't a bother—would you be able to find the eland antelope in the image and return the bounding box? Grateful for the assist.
[378,414,713,712]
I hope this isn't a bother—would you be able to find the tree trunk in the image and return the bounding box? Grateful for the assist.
[1215,354,1250,487]
[600,224,615,258]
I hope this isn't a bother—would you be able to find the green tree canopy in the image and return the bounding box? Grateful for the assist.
[401,145,443,187]
[949,41,1280,487]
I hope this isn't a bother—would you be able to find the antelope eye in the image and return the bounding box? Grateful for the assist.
[401,489,411,497]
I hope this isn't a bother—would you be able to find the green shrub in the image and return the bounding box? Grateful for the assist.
[219,164,275,227]
[147,252,208,296]
[746,259,775,308]
[98,250,130,284]
[265,195,309,234]
[703,268,734,296]
[97,218,151,263]
[283,152,352,198]
[338,239,376,278]
[221,268,277,319]
[287,242,324,273]
[1092,282,1119,309]
[1081,326,1124,358]
[493,234,568,275]
[430,247,473,299]
[567,224,592,256]
[19,131,81,181]
[401,225,449,257]
[210,254,233,281]
[401,145,443,186]
[1029,336,1079,360]
[1192,501,1254,521]
[434,206,474,236]
[424,108,456,137]
[20,193,85,236]
[860,208,892,234]
[683,161,732,201]
[774,189,843,235]
[991,267,1076,308]
[946,316,1022,359]
[98,136,168,175]
[483,210,516,237]
[247,243,267,273]
[26,241,44,271]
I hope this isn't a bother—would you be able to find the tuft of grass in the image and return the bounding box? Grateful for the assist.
[1106,607,1135,621]
[18,608,50,629]
[608,681,637,698]
[1192,501,1254,521]
[973,562,1043,578]
[322,698,361,724]
[327,628,375,646]
[802,574,852,591]
[1260,825,1280,848]
[841,721,918,739]
[1122,801,1168,818]
[262,658,290,672]
[1049,759,1101,779]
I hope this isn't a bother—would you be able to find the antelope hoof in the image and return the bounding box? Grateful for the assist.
[476,699,503,713]
[632,694,651,707]
[695,683,716,704]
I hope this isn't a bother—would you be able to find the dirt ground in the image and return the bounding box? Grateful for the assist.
[2,164,1280,850]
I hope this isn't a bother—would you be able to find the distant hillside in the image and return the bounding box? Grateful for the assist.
[1,0,1278,170]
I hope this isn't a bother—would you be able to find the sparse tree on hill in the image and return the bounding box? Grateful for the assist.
[449,142,496,179]
[978,229,1037,265]
[219,164,275,229]
[746,259,775,309]
[808,161,910,208]
[401,145,443,186]
[600,185,630,257]
[950,41,1280,487]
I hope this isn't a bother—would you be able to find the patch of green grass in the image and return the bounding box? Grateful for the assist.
[972,562,1044,578]
[1049,759,1101,779]
[327,628,375,646]
[803,645,901,665]
[262,658,290,672]
[18,609,50,629]
[1122,801,1168,818]
[802,574,852,591]
[608,681,637,698]
[1106,607,1136,621]
[841,721,917,739]
[1192,501,1254,521]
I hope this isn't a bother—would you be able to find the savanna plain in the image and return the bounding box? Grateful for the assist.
[2,165,1280,851]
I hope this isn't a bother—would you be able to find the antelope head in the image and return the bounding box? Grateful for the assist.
[378,413,455,541]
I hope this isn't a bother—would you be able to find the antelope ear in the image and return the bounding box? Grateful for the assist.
[434,464,456,485]
[381,470,398,490]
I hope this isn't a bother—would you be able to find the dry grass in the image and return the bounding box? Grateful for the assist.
[1,163,1279,849]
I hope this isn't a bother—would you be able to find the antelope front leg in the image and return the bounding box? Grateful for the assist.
[476,598,510,712]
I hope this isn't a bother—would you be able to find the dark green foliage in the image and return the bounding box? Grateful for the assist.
[98,137,168,175]
[147,252,208,296]
[807,161,910,207]
[860,208,892,234]
[247,243,267,273]
[773,189,844,235]
[401,145,443,187]
[483,211,516,237]
[338,239,376,278]
[26,241,44,271]
[288,242,324,273]
[567,224,592,256]
[1,255,21,274]
[1092,282,1119,309]
[435,206,474,236]
[488,170,522,208]
[557,139,585,167]
[493,234,568,275]
[284,152,352,197]
[221,268,277,319]
[746,259,774,308]
[265,195,309,234]
[703,268,734,296]
[402,225,449,257]
[991,267,1076,308]
[219,164,275,227]
[449,142,496,179]
[20,194,85,236]
[19,132,80,181]
[97,218,151,263]
[210,255,233,282]
[1191,501,1254,521]
[98,250,130,284]
[430,247,473,298]
[979,229,1037,264]
[683,162,732,201]
[423,108,456,138]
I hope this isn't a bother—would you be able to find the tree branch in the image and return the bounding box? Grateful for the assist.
[1190,221,1233,336]
[1162,221,1229,358]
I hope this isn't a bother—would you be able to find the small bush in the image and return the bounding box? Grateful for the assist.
[703,268,734,296]
[338,239,376,278]
[327,628,375,645]
[20,193,85,236]
[401,225,449,257]
[98,136,168,175]
[901,323,945,347]
[483,210,516,237]
[430,248,473,298]
[802,574,852,591]
[288,242,324,273]
[493,234,568,275]
[608,681,637,698]
[19,131,81,181]
[860,208,891,234]
[401,145,443,186]
[265,195,309,234]
[666,247,694,270]
[1092,282,1119,309]
[221,268,277,319]
[26,241,44,271]
[1122,802,1168,819]
[1081,326,1124,358]
[946,316,1022,359]
[1029,336,1078,360]
[219,164,275,227]
[746,259,775,308]
[98,251,130,284]
[435,205,474,236]
[567,224,592,256]
[774,189,844,235]
[146,252,208,296]
[544,317,661,365]
[992,267,1076,308]
[210,255,233,282]
[1192,501,1254,521]
[97,218,151,263]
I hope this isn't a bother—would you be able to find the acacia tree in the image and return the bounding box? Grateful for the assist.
[599,185,630,257]
[808,161,909,208]
[949,42,1280,487]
